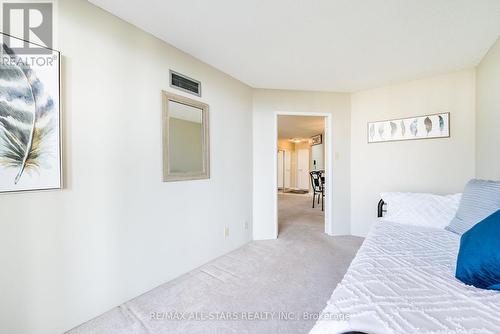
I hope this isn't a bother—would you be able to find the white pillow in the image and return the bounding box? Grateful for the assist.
[381,192,462,229]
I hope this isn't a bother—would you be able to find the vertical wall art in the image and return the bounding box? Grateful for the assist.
[0,33,61,193]
[368,112,450,143]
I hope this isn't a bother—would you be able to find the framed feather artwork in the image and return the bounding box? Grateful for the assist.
[368,112,450,143]
[0,33,62,193]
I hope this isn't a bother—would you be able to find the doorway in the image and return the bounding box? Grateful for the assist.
[275,114,331,236]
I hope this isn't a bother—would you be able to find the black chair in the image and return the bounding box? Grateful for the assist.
[319,170,325,211]
[309,171,324,210]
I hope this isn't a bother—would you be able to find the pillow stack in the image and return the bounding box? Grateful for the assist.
[380,180,500,291]
[449,179,500,291]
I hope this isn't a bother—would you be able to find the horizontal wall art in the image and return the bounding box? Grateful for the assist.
[0,33,62,193]
[368,112,450,143]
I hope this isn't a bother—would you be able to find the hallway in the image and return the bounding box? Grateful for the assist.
[278,192,325,236]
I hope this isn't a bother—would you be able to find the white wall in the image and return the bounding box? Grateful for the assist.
[350,70,476,236]
[0,1,253,333]
[252,89,351,239]
[476,37,500,180]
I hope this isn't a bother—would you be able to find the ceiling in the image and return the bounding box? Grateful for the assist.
[278,116,324,140]
[89,0,500,92]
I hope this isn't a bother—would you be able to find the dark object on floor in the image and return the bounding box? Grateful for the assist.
[287,189,309,194]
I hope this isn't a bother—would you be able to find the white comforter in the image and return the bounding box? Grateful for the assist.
[310,221,500,334]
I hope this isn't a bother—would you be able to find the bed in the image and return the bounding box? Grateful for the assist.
[309,218,500,334]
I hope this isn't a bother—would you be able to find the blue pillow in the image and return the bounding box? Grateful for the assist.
[456,210,500,290]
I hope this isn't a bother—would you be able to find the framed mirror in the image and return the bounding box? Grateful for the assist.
[162,91,210,182]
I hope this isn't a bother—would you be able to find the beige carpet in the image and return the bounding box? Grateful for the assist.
[68,194,363,334]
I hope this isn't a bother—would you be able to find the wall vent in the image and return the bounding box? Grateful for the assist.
[169,70,201,97]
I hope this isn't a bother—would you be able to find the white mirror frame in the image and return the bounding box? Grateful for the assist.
[162,91,210,182]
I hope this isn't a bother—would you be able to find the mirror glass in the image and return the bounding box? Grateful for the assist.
[168,101,204,173]
[163,92,209,181]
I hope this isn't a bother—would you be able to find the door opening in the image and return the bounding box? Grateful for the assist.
[275,114,330,237]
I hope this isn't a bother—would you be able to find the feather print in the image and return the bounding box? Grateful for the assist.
[424,117,432,135]
[378,124,385,139]
[390,122,397,138]
[410,119,418,137]
[369,123,375,140]
[438,115,444,134]
[401,120,406,137]
[0,43,55,184]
